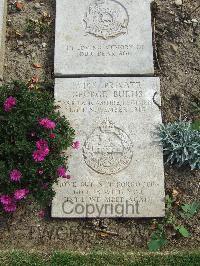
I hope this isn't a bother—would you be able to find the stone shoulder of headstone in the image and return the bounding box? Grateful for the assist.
[54,0,154,76]
[0,0,7,81]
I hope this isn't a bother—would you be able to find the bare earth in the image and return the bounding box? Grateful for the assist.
[0,0,199,252]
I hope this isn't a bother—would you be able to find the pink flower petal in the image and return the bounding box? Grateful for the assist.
[10,169,22,182]
[3,202,17,213]
[33,150,45,162]
[38,169,44,175]
[0,195,12,205]
[72,141,81,150]
[57,166,67,177]
[36,139,48,150]
[38,210,45,218]
[49,133,56,139]
[3,96,16,112]
[14,189,29,201]
[39,118,56,130]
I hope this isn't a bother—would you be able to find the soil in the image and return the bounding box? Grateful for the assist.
[0,0,199,253]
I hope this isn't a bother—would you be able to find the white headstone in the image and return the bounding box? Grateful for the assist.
[54,0,154,76]
[52,77,165,218]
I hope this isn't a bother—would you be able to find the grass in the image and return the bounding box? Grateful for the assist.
[0,250,199,266]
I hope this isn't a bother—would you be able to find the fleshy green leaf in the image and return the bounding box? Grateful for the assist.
[178,226,190,237]
[148,238,167,252]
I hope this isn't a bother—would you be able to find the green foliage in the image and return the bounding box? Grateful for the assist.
[148,224,167,252]
[0,82,75,213]
[191,98,200,115]
[26,17,49,36]
[191,120,200,131]
[148,196,199,252]
[158,122,200,170]
[176,225,190,237]
[0,251,200,266]
[180,202,200,219]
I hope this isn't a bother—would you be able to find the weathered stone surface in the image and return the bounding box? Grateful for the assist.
[54,0,154,76]
[0,0,7,80]
[52,77,165,218]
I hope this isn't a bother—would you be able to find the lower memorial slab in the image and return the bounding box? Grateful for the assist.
[52,77,165,218]
[0,0,6,80]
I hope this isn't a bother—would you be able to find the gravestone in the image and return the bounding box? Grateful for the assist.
[52,77,165,218]
[0,0,7,80]
[54,0,154,76]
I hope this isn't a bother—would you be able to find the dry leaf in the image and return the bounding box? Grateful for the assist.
[98,232,110,238]
[42,11,50,19]
[175,200,181,206]
[172,189,179,198]
[31,75,39,84]
[28,84,34,89]
[33,63,42,69]
[16,1,24,11]
[15,30,24,38]
[150,223,157,230]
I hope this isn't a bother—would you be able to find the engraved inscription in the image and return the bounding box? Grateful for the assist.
[83,119,133,174]
[65,44,144,58]
[84,0,129,40]
[60,80,155,114]
[52,78,165,218]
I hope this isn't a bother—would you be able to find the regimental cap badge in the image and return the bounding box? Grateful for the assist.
[83,119,133,175]
[84,0,129,40]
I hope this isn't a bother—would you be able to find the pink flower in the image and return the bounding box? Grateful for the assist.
[35,139,49,156]
[38,210,45,218]
[0,195,17,213]
[36,139,48,150]
[38,169,44,175]
[0,195,12,205]
[31,132,36,137]
[33,139,49,162]
[10,169,22,182]
[33,148,49,162]
[42,147,49,156]
[3,201,17,213]
[72,141,81,150]
[66,174,71,180]
[33,150,45,162]
[3,96,16,112]
[49,133,56,139]
[57,167,71,179]
[57,166,67,177]
[39,118,56,130]
[14,189,29,201]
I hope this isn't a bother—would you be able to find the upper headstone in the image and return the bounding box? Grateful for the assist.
[54,0,154,76]
[0,0,7,80]
[52,77,165,218]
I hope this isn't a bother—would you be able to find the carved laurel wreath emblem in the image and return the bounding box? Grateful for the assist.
[84,0,129,40]
[83,119,133,175]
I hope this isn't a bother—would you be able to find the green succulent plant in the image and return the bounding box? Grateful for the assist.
[158,122,200,170]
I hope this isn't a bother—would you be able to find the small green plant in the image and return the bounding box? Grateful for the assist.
[26,17,49,36]
[180,202,200,219]
[191,120,200,131]
[158,122,200,170]
[147,195,198,252]
[191,98,200,115]
[0,82,76,214]
[147,224,167,252]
